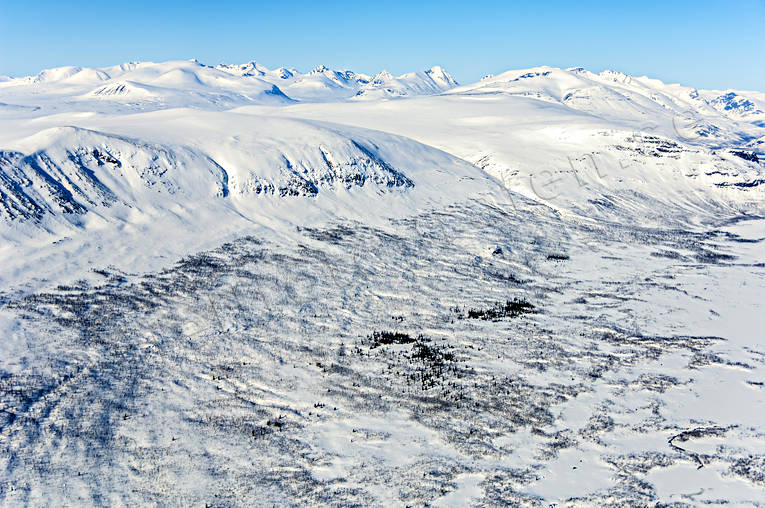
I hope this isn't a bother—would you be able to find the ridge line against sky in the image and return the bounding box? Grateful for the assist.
[1,0,764,91]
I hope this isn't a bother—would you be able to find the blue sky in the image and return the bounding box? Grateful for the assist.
[1,0,763,90]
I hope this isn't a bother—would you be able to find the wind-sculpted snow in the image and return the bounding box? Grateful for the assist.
[1,198,763,505]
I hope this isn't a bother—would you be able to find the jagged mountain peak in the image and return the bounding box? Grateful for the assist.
[426,65,458,86]
[309,64,331,74]
[0,59,460,108]
[212,60,458,101]
[372,69,395,82]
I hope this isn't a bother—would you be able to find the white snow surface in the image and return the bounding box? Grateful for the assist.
[0,59,764,506]
[0,59,459,111]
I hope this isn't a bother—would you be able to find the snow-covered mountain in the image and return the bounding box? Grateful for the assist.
[1,60,763,285]
[0,59,459,113]
[268,66,765,228]
[0,60,764,506]
[215,61,458,101]
[448,66,765,141]
[0,109,494,251]
[1,60,292,111]
[2,60,763,277]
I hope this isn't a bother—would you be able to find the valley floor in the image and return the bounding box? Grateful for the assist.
[1,196,763,506]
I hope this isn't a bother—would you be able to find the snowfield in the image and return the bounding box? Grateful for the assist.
[0,59,764,506]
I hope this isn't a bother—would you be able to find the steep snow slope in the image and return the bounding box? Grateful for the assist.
[217,62,373,102]
[353,66,458,100]
[0,120,415,224]
[0,108,498,290]
[704,89,765,126]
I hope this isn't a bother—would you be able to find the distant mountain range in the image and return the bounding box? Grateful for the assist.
[0,59,459,109]
[1,59,763,135]
[0,58,763,237]
[215,61,458,101]
[451,66,765,127]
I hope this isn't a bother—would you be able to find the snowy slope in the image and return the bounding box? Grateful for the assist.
[0,120,414,224]
[352,66,458,100]
[0,60,292,114]
[448,66,765,144]
[0,60,764,506]
[261,66,765,227]
[703,89,765,126]
[0,107,499,290]
[216,62,373,102]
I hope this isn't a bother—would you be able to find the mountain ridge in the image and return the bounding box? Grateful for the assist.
[2,60,763,134]
[0,59,461,104]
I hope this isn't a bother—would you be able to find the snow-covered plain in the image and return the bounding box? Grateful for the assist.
[0,59,764,506]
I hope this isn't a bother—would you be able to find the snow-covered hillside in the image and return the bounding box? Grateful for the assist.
[451,66,765,133]
[0,107,497,291]
[0,60,764,506]
[0,60,292,113]
[0,121,419,224]
[264,67,765,227]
